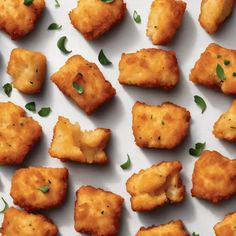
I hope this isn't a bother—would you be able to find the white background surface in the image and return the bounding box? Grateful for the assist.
[0,0,236,235]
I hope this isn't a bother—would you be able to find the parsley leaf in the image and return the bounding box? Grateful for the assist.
[38,107,51,117]
[24,0,34,6]
[3,83,12,97]
[25,102,36,112]
[133,10,141,23]
[189,142,206,157]
[57,36,72,54]
[98,50,112,65]
[48,23,62,30]
[55,0,60,7]
[101,0,114,3]
[233,72,236,77]
[120,154,131,170]
[224,60,230,65]
[37,185,49,193]
[0,197,9,213]
[216,64,225,82]
[72,82,84,94]
[192,233,200,236]
[194,95,207,114]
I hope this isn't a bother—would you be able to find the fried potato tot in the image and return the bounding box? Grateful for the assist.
[0,0,45,40]
[50,55,116,115]
[132,102,190,149]
[1,207,58,236]
[10,167,68,211]
[7,48,46,94]
[146,0,186,45]
[191,150,236,203]
[74,185,124,236]
[118,48,179,89]
[0,102,42,165]
[69,0,126,40]
[190,43,236,94]
[199,0,235,34]
[126,161,185,212]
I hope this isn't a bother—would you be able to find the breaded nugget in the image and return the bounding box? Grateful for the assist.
[1,207,58,236]
[192,150,236,203]
[0,102,42,165]
[50,55,116,115]
[118,48,179,89]
[74,185,124,236]
[7,48,46,94]
[146,0,186,45]
[10,166,68,211]
[0,0,45,40]
[190,43,236,94]
[69,0,126,40]
[126,161,185,212]
[199,0,235,34]
[132,102,190,149]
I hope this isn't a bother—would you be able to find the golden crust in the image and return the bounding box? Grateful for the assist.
[126,161,185,212]
[191,150,236,203]
[132,101,190,149]
[0,102,42,165]
[10,166,68,211]
[0,207,58,236]
[118,48,179,89]
[146,0,186,45]
[74,185,124,236]
[50,55,116,115]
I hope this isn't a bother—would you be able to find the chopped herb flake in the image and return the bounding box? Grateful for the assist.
[25,102,36,112]
[192,233,200,236]
[98,50,112,65]
[0,197,9,213]
[55,0,60,7]
[37,185,49,193]
[57,36,72,54]
[24,0,34,6]
[189,142,206,157]
[120,154,131,170]
[48,23,62,30]
[3,83,12,97]
[38,107,51,117]
[72,82,84,94]
[224,60,230,65]
[101,0,114,3]
[133,10,141,23]
[194,95,207,114]
[233,72,236,77]
[216,64,226,82]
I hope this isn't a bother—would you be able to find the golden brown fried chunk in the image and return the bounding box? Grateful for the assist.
[146,0,186,45]
[50,55,116,115]
[10,167,68,211]
[190,43,236,94]
[1,207,58,236]
[118,48,179,89]
[192,150,236,203]
[74,185,124,236]
[0,0,45,40]
[199,0,235,34]
[126,161,185,212]
[0,102,42,165]
[69,0,126,40]
[7,48,46,94]
[132,102,190,149]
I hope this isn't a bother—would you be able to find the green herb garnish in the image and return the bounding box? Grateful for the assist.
[120,154,131,170]
[24,0,33,6]
[57,36,72,54]
[3,83,12,97]
[0,197,9,213]
[224,60,230,65]
[192,233,200,236]
[25,102,36,112]
[48,23,62,30]
[101,0,114,3]
[133,10,141,23]
[37,185,49,193]
[38,107,51,117]
[72,82,84,94]
[189,142,206,157]
[55,0,60,7]
[233,72,236,77]
[216,64,226,81]
[98,50,112,65]
[194,95,207,114]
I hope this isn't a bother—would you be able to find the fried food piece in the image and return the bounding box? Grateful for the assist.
[190,43,236,94]
[126,161,185,212]
[0,0,45,40]
[74,185,124,236]
[10,166,68,211]
[0,102,42,165]
[1,207,58,236]
[118,48,179,89]
[69,0,126,40]
[7,48,46,94]
[199,0,235,34]
[146,0,186,45]
[50,55,116,115]
[132,102,190,149]
[191,150,236,203]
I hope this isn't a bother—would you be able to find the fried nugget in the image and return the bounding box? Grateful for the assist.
[118,48,179,89]
[190,43,236,94]
[0,102,42,165]
[50,55,116,115]
[0,0,45,40]
[74,185,124,236]
[69,0,126,40]
[1,207,58,236]
[199,0,235,34]
[191,150,236,203]
[132,102,190,149]
[146,0,186,45]
[126,161,185,212]
[10,166,68,211]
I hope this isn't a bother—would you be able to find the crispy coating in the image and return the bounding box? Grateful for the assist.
[126,161,185,212]
[1,207,58,236]
[190,43,236,94]
[191,150,236,203]
[132,101,190,149]
[146,0,186,45]
[0,0,45,40]
[69,0,126,40]
[118,48,179,89]
[50,55,116,115]
[10,167,68,211]
[74,185,124,236]
[0,102,42,165]
[7,48,46,94]
[199,0,235,34]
